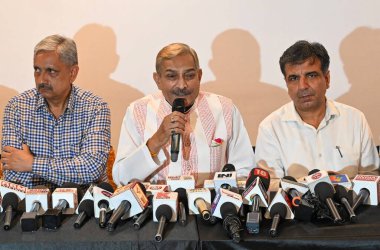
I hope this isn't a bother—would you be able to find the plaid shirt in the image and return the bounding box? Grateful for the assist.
[1,85,111,189]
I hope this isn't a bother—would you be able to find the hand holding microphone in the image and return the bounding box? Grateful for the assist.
[170,98,186,162]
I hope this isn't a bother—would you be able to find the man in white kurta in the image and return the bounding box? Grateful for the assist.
[255,40,379,190]
[113,43,254,187]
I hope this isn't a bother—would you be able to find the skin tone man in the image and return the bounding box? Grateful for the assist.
[1,35,111,188]
[113,43,254,187]
[255,40,378,190]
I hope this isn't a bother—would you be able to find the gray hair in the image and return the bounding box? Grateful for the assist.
[155,43,199,73]
[34,34,78,66]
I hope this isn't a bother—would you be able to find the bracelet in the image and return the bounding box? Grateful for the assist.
[149,150,158,157]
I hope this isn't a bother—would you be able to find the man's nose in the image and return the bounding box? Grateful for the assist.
[298,76,309,90]
[177,75,188,89]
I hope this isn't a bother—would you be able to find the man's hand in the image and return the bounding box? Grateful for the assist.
[147,111,187,155]
[1,144,34,172]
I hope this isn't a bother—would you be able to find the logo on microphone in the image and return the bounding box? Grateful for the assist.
[217,173,233,178]
[254,168,269,179]
[311,172,322,180]
[101,190,112,198]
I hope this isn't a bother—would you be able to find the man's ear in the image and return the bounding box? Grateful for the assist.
[197,68,203,82]
[153,72,162,90]
[70,65,79,83]
[325,70,330,89]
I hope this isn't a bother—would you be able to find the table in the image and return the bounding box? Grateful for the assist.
[198,205,380,250]
[0,212,199,250]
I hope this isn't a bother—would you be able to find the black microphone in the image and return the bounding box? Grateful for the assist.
[334,185,356,222]
[314,182,342,223]
[269,202,287,237]
[155,204,173,242]
[175,188,188,226]
[107,200,131,232]
[2,192,20,230]
[220,202,242,243]
[95,182,114,228]
[352,188,370,211]
[171,98,185,162]
[73,199,94,229]
[243,168,270,234]
[42,182,83,230]
[133,195,153,230]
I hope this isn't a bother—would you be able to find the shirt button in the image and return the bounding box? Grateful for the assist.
[319,153,322,157]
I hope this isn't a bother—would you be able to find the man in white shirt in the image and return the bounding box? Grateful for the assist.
[113,43,254,187]
[255,40,379,190]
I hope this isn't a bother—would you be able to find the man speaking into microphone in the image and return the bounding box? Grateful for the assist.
[113,43,254,187]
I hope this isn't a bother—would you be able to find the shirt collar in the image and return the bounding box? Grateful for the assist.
[35,85,76,113]
[281,99,340,123]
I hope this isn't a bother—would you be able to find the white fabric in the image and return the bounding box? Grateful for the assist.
[255,100,379,191]
[113,91,255,187]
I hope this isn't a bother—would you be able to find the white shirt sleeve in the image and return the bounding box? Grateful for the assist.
[112,107,164,186]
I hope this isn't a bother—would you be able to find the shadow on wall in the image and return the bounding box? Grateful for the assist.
[201,29,290,144]
[74,24,144,153]
[337,27,380,145]
[0,85,19,142]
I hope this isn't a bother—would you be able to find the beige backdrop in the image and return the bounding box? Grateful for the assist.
[1,1,380,155]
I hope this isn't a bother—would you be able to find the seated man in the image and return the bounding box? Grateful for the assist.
[113,43,254,186]
[255,40,379,190]
[1,35,111,188]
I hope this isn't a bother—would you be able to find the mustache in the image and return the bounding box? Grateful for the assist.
[297,89,314,98]
[37,83,53,91]
[171,88,192,96]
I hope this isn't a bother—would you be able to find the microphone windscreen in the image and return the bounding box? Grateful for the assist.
[269,203,287,218]
[222,164,236,172]
[78,199,94,217]
[246,168,270,190]
[220,202,237,218]
[155,204,172,220]
[172,98,185,112]
[2,192,19,209]
[98,182,114,193]
[175,188,188,204]
[308,169,320,175]
[314,182,334,201]
[210,189,216,201]
[283,176,297,182]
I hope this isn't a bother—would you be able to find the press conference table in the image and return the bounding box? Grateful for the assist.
[0,206,379,250]
[198,205,380,250]
[0,214,199,250]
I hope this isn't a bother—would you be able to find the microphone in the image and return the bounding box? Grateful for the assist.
[171,98,185,162]
[268,203,287,237]
[187,188,212,221]
[0,180,27,213]
[220,202,242,243]
[153,192,178,242]
[166,175,195,191]
[334,185,356,222]
[42,182,82,230]
[21,187,50,232]
[107,182,148,231]
[93,182,114,228]
[242,168,270,234]
[175,188,188,226]
[305,169,333,194]
[133,195,153,230]
[280,176,313,221]
[2,192,20,230]
[266,188,294,237]
[314,182,342,223]
[352,175,380,209]
[213,164,238,192]
[211,187,243,219]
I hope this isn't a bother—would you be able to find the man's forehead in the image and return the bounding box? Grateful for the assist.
[285,57,321,73]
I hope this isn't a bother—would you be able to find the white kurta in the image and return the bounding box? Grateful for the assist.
[255,100,379,191]
[113,91,255,187]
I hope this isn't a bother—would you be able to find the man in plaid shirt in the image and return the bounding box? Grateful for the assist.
[0,34,111,188]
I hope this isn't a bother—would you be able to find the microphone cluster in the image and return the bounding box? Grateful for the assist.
[0,166,378,244]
